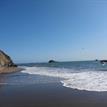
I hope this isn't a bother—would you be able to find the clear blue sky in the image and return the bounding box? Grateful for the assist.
[0,0,107,63]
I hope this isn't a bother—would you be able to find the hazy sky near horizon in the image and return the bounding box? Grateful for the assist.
[0,0,107,63]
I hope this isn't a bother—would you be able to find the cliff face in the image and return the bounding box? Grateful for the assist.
[0,50,17,67]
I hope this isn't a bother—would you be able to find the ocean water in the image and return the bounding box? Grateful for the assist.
[2,61,107,92]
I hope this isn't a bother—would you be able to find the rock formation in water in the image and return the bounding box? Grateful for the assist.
[0,50,17,67]
[48,60,56,63]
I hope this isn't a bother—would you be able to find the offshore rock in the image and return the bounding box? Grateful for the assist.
[48,60,56,63]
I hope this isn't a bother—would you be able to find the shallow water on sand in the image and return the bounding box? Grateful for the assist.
[1,61,107,92]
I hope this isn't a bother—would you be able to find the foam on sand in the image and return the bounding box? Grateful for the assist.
[21,66,107,92]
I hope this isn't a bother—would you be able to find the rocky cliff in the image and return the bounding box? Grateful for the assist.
[0,50,17,67]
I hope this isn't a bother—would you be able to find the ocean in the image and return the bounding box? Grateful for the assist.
[1,61,107,92]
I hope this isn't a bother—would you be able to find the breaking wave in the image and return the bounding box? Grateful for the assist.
[21,66,107,92]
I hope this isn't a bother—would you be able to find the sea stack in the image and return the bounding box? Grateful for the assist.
[48,60,56,63]
[0,50,18,73]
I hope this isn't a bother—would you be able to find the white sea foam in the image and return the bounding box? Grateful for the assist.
[21,66,107,92]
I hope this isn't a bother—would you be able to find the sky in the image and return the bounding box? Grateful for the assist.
[0,0,107,63]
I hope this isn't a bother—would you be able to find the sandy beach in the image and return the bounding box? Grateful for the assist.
[1,61,107,107]
[0,67,23,74]
[0,75,107,107]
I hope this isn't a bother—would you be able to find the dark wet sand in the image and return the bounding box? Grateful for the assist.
[1,82,107,107]
[0,67,23,74]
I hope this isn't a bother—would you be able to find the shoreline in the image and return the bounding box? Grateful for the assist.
[1,64,107,107]
[1,81,107,107]
[0,67,24,74]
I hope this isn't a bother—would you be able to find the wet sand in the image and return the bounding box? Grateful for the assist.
[1,82,107,107]
[0,67,23,74]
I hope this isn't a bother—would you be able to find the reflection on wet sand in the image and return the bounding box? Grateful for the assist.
[0,75,7,88]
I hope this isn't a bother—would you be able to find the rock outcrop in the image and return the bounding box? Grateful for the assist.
[0,50,17,67]
[48,60,56,63]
